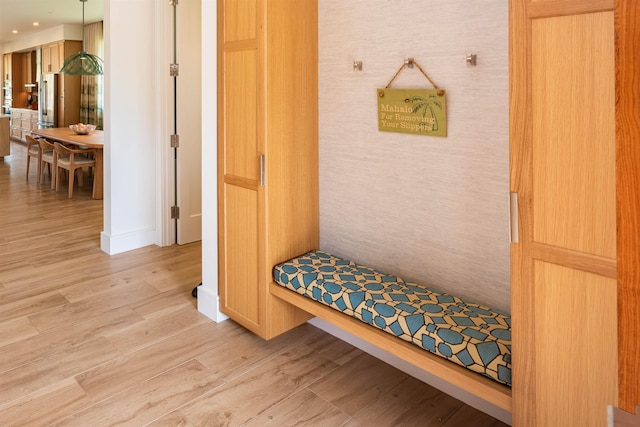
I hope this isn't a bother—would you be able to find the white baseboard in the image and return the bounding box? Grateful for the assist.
[100,227,157,255]
[197,285,228,323]
[308,317,513,426]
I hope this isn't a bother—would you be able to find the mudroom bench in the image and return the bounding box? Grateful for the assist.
[270,250,512,412]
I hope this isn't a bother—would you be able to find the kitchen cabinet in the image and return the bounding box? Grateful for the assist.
[7,52,37,110]
[3,53,10,82]
[10,109,21,139]
[10,108,38,142]
[57,41,82,127]
[218,0,319,339]
[21,51,36,87]
[42,42,61,73]
[41,40,82,126]
[11,53,26,108]
[0,116,9,157]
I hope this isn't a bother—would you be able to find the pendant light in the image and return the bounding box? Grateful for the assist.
[60,0,104,75]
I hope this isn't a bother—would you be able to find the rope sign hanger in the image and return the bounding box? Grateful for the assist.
[381,58,445,97]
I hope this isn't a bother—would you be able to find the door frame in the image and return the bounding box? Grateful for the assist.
[615,0,640,413]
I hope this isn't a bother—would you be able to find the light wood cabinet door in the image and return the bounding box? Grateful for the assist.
[221,184,262,330]
[42,43,61,73]
[218,0,318,339]
[3,53,11,81]
[510,1,617,426]
[41,46,50,73]
[42,44,53,73]
[21,51,35,85]
[218,0,264,335]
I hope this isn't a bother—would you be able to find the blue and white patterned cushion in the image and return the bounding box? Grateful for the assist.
[273,250,512,386]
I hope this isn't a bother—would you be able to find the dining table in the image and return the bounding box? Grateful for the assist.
[30,127,104,200]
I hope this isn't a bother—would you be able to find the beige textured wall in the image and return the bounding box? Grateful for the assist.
[319,0,510,312]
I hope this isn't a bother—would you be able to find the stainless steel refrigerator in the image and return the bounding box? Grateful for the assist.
[38,73,58,128]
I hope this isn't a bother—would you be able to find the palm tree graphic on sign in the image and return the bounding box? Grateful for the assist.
[408,94,443,131]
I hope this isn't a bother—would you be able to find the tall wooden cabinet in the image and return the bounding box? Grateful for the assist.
[217,0,319,339]
[11,53,26,108]
[56,41,82,127]
[510,0,617,426]
[40,41,82,126]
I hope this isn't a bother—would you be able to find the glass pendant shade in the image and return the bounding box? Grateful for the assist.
[60,52,103,75]
[60,0,104,75]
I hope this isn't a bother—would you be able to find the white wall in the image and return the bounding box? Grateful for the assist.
[319,0,510,312]
[101,0,162,254]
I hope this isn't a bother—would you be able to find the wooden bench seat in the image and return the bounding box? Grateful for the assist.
[271,250,512,412]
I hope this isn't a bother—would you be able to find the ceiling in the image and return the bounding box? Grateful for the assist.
[0,0,103,46]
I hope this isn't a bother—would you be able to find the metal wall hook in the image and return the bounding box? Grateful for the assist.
[466,53,477,66]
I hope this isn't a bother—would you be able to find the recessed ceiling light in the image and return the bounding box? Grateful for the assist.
[12,30,18,34]
[33,22,40,26]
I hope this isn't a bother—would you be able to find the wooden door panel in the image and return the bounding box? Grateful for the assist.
[223,0,257,43]
[534,261,617,426]
[221,184,261,330]
[530,12,616,259]
[223,49,259,181]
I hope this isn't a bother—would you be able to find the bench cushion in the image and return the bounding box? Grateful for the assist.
[273,250,512,386]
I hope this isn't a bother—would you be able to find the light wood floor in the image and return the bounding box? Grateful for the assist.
[0,140,508,426]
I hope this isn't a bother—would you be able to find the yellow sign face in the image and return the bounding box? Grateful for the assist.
[377,88,447,137]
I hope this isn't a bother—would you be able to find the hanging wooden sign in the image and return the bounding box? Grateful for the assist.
[378,59,447,137]
[377,88,447,137]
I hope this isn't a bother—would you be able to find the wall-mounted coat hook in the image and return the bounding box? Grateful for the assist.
[353,60,363,71]
[466,53,477,66]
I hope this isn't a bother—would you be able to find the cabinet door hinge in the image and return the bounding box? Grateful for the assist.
[171,205,180,219]
[170,134,179,148]
[169,63,179,77]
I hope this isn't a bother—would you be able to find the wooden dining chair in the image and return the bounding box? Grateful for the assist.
[53,142,96,198]
[38,138,56,189]
[25,135,41,181]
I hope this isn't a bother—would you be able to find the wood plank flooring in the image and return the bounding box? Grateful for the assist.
[0,141,508,426]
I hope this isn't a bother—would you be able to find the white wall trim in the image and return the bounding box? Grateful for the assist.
[157,0,176,247]
[198,0,222,322]
[100,227,157,255]
[197,286,228,323]
[308,317,512,425]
